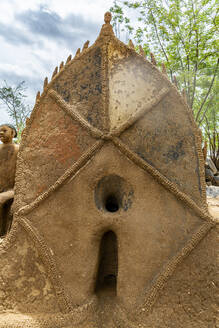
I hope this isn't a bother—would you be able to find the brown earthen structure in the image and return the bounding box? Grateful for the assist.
[0,124,19,237]
[0,13,217,328]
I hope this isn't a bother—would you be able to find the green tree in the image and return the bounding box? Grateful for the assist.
[0,81,31,141]
[202,80,219,168]
[110,0,219,165]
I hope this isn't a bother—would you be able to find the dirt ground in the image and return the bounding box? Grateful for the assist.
[207,195,219,220]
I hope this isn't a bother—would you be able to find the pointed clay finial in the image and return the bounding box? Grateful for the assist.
[150,53,157,66]
[52,66,58,79]
[74,48,81,58]
[59,61,64,70]
[36,91,40,102]
[66,55,72,64]
[162,63,167,75]
[139,45,145,57]
[202,140,207,161]
[173,75,178,88]
[182,89,187,101]
[82,40,90,51]
[104,11,112,24]
[43,77,48,89]
[99,11,114,37]
[128,39,135,49]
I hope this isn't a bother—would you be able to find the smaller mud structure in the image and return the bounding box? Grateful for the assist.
[0,13,217,328]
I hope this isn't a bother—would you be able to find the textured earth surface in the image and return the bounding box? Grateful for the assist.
[207,187,219,220]
[0,14,217,328]
[0,200,217,328]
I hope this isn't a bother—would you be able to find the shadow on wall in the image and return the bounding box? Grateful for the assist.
[95,230,118,297]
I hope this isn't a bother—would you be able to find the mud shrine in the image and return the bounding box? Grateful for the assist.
[0,13,217,328]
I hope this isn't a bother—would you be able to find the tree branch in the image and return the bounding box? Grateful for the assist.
[148,7,173,78]
[190,2,199,108]
[198,94,214,126]
[195,58,219,121]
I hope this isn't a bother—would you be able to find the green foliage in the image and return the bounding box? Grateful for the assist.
[0,81,31,142]
[110,0,219,165]
[202,80,219,168]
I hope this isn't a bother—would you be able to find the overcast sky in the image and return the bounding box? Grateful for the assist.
[0,0,115,123]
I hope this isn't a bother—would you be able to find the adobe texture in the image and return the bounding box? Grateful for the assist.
[0,125,19,236]
[0,13,217,328]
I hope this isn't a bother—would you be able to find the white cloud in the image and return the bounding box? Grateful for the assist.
[0,109,11,124]
[47,0,113,21]
[0,0,115,124]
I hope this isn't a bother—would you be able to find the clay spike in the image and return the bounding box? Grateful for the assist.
[139,45,145,57]
[52,66,58,79]
[104,11,112,24]
[173,75,178,88]
[59,61,64,71]
[150,53,157,66]
[128,39,135,49]
[82,40,89,51]
[99,12,114,37]
[182,89,187,102]
[43,77,48,89]
[66,55,72,64]
[36,91,40,102]
[162,63,167,75]
[74,48,81,58]
[202,140,207,161]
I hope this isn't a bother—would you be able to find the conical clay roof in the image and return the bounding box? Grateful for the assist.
[0,12,216,328]
[17,12,206,209]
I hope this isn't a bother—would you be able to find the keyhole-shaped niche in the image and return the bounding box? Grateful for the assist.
[95,231,118,296]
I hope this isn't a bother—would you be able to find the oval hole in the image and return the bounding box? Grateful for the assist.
[105,195,119,212]
[95,175,134,213]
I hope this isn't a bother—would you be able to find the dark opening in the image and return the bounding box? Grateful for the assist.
[105,195,119,212]
[95,175,134,213]
[0,198,13,237]
[95,231,118,296]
